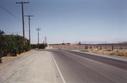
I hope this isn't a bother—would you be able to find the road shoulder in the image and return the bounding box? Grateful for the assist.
[71,50,127,62]
[0,50,62,83]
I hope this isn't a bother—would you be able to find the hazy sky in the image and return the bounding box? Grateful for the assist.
[0,0,127,44]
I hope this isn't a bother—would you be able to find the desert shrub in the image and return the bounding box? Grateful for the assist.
[0,34,30,57]
[31,43,47,49]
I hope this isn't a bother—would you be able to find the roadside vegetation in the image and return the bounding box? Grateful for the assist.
[77,43,127,57]
[31,43,47,49]
[51,43,127,57]
[86,49,127,57]
[0,30,30,63]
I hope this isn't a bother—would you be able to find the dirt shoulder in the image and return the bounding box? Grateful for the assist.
[0,50,62,83]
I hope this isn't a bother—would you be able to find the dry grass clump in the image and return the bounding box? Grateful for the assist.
[110,50,127,56]
[84,48,127,57]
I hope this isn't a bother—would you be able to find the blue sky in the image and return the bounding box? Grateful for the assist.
[0,0,127,44]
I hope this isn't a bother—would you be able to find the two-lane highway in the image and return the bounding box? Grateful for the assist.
[50,49,127,83]
[0,49,127,83]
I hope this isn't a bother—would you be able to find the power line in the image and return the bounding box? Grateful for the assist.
[16,1,29,38]
[0,5,16,18]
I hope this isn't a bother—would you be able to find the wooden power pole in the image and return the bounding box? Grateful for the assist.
[25,15,33,44]
[16,1,29,38]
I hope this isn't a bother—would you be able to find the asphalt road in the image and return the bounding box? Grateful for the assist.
[0,49,127,83]
[50,49,127,83]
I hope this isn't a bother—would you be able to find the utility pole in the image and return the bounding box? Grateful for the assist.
[44,36,47,44]
[36,28,40,48]
[16,1,29,38]
[25,15,33,44]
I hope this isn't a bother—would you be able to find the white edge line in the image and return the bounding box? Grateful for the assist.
[51,55,66,83]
